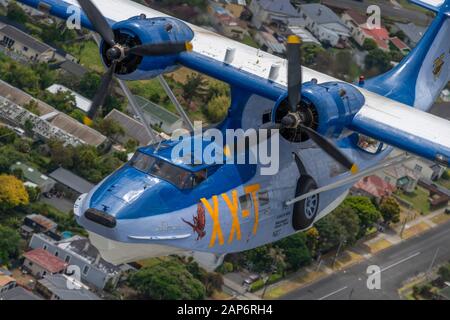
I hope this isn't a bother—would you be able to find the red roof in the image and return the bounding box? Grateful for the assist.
[361,27,390,50]
[23,249,67,274]
[354,175,396,198]
[390,36,410,51]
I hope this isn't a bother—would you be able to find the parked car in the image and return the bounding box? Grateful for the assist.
[445,207,450,214]
[243,274,260,286]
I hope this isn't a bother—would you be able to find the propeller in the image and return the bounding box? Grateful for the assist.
[77,0,193,125]
[281,35,359,174]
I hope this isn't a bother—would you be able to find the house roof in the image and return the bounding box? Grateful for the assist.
[23,248,67,273]
[46,84,92,113]
[10,162,55,188]
[0,286,42,300]
[353,175,396,198]
[38,274,101,300]
[0,24,53,54]
[49,168,94,194]
[104,109,153,146]
[0,274,15,287]
[300,3,347,27]
[344,9,368,26]
[390,36,410,51]
[26,214,57,231]
[59,60,88,78]
[361,27,390,50]
[257,0,299,17]
[394,22,426,45]
[384,165,419,180]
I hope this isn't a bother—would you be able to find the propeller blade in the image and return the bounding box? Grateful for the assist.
[78,0,116,46]
[287,35,302,113]
[128,42,192,56]
[300,125,359,174]
[86,61,117,122]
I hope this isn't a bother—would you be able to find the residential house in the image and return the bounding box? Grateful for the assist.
[134,95,184,135]
[104,109,154,146]
[0,24,58,62]
[36,274,101,300]
[404,157,446,181]
[254,29,285,55]
[299,4,351,48]
[0,273,16,294]
[393,22,426,47]
[46,84,92,113]
[29,234,123,290]
[389,36,410,54]
[10,161,56,193]
[287,25,320,45]
[208,2,247,40]
[351,175,396,202]
[22,248,68,278]
[381,165,420,193]
[56,60,88,78]
[249,0,301,29]
[21,214,58,240]
[0,286,42,300]
[49,168,94,200]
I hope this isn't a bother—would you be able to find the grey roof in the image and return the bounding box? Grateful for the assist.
[394,22,426,45]
[59,60,88,78]
[38,275,101,300]
[0,24,53,54]
[300,3,346,26]
[10,162,55,188]
[104,109,153,146]
[257,0,300,16]
[49,168,94,194]
[0,286,42,300]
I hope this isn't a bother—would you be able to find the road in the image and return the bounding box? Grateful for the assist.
[281,219,450,300]
[324,0,431,26]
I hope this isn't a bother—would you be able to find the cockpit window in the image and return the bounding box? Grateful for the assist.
[129,152,207,189]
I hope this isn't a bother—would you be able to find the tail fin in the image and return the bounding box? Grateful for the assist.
[364,0,450,111]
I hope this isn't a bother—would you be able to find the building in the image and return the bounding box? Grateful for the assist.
[254,29,285,55]
[418,178,450,210]
[0,80,108,147]
[249,0,301,29]
[0,24,58,62]
[36,274,101,300]
[56,60,88,78]
[381,165,420,193]
[134,95,184,135]
[22,248,68,278]
[287,26,320,45]
[208,2,247,40]
[299,4,351,48]
[30,234,123,290]
[404,158,446,181]
[21,214,58,239]
[0,273,16,294]
[352,175,396,201]
[104,109,154,146]
[0,286,42,300]
[46,84,92,113]
[389,36,410,54]
[49,168,95,200]
[393,22,426,47]
[10,161,55,193]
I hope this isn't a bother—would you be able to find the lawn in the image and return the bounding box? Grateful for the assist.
[64,40,104,73]
[397,186,430,214]
[240,35,259,48]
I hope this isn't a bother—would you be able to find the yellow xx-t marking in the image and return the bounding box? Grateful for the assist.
[201,184,260,248]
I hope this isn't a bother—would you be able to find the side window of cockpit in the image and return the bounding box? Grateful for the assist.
[356,134,387,154]
[130,152,155,172]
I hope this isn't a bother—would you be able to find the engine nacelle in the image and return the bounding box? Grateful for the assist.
[100,15,194,80]
[272,81,365,142]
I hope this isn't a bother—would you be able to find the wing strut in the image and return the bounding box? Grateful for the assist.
[285,153,414,206]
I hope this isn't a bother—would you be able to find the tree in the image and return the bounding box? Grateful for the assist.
[365,48,391,74]
[438,264,450,282]
[343,196,382,237]
[78,72,101,98]
[0,127,16,145]
[275,233,312,271]
[363,38,378,51]
[48,139,74,168]
[316,214,347,253]
[182,73,208,106]
[7,2,28,24]
[0,225,21,265]
[244,245,274,273]
[42,90,76,114]
[333,205,361,245]
[0,175,29,212]
[205,95,229,123]
[304,227,319,257]
[93,118,125,139]
[24,100,41,116]
[379,196,401,224]
[128,260,206,300]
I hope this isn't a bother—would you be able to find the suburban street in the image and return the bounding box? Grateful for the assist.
[282,219,450,300]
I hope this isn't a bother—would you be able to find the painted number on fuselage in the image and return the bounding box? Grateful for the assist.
[201,184,261,248]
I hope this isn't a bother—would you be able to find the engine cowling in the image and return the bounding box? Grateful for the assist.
[272,81,365,142]
[100,15,194,80]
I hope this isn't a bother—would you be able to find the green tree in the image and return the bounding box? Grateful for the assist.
[316,214,347,252]
[128,260,206,300]
[0,127,16,145]
[363,38,378,51]
[0,225,21,265]
[244,245,273,273]
[438,264,450,282]
[48,139,74,168]
[343,196,382,237]
[365,49,391,73]
[78,72,101,98]
[93,118,125,139]
[182,73,208,106]
[379,196,401,224]
[275,233,312,271]
[205,95,229,123]
[7,2,28,24]
[42,90,76,113]
[333,205,361,245]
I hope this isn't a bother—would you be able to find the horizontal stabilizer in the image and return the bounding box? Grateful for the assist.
[410,0,448,13]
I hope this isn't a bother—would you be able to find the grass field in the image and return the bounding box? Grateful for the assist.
[397,187,430,214]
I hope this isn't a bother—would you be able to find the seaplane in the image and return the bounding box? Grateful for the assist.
[17,0,450,269]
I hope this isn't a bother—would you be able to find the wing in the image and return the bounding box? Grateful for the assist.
[18,0,450,166]
[351,90,450,166]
